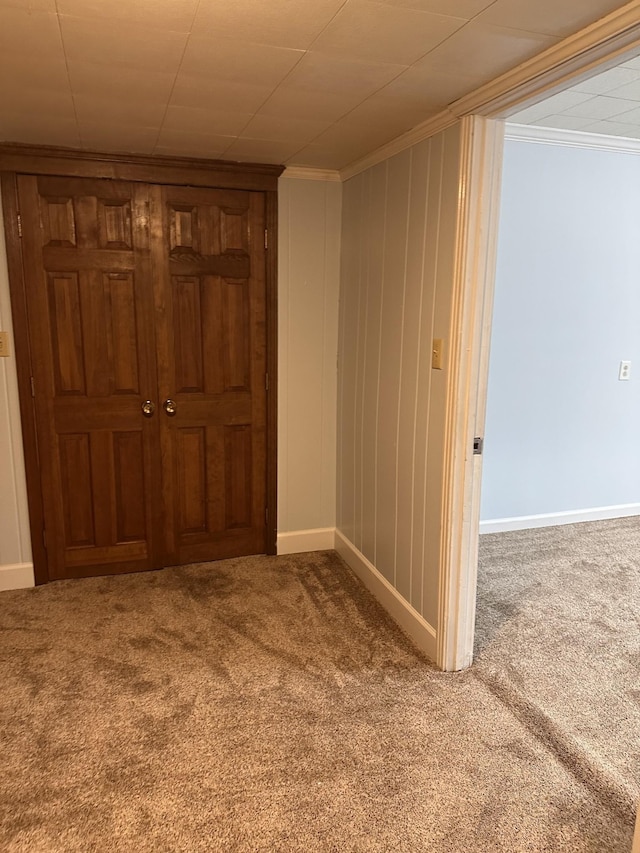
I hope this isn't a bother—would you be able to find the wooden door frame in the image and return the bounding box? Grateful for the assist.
[0,144,284,584]
[438,10,640,670]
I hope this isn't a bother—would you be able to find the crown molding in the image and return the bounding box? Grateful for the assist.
[505,122,640,154]
[339,0,640,182]
[281,166,341,182]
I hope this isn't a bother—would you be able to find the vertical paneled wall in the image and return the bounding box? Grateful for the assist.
[337,124,462,633]
[0,193,33,588]
[277,176,342,541]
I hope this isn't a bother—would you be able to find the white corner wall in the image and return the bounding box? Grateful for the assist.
[0,193,34,590]
[276,176,342,554]
[336,124,463,659]
[481,134,640,531]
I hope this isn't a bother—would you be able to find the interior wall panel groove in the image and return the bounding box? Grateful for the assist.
[337,123,462,635]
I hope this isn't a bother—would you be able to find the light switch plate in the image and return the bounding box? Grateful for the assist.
[0,331,9,357]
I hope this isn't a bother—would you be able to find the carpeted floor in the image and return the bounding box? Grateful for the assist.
[0,521,637,851]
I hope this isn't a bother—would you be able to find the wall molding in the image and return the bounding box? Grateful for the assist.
[506,122,640,153]
[276,527,336,555]
[334,530,437,664]
[339,1,640,182]
[480,504,640,534]
[0,562,34,592]
[281,166,342,182]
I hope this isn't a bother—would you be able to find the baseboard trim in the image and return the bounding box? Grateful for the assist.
[480,503,640,534]
[334,529,437,664]
[276,527,336,555]
[0,562,35,591]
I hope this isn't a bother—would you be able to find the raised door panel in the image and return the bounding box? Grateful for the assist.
[19,175,162,579]
[154,185,267,563]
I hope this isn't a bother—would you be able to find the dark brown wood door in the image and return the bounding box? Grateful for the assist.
[151,185,267,564]
[18,175,268,580]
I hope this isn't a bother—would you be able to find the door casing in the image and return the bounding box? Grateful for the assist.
[0,144,283,585]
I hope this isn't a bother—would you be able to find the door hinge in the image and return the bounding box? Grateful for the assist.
[30,376,35,397]
[42,528,47,549]
[264,229,268,250]
[17,213,22,238]
[265,373,269,391]
[265,508,269,526]
[473,437,484,456]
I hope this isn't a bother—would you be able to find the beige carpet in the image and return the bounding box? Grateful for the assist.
[0,534,636,851]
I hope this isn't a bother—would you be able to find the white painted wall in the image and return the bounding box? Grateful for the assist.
[0,193,34,590]
[336,124,462,654]
[481,134,640,529]
[0,178,342,586]
[277,176,342,553]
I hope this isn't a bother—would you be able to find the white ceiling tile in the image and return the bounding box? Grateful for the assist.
[68,61,175,102]
[578,120,640,139]
[257,86,363,122]
[0,53,69,92]
[154,129,236,158]
[476,0,625,38]
[162,105,254,137]
[58,0,199,32]
[170,75,273,113]
[510,89,593,121]
[621,55,640,71]
[0,113,80,147]
[74,94,167,126]
[0,7,63,55]
[310,1,467,65]
[0,87,75,120]
[282,52,407,97]
[0,0,56,10]
[79,123,159,154]
[288,143,364,169]
[377,0,493,17]
[240,114,333,144]
[376,66,478,110]
[595,78,640,103]
[60,15,188,72]
[570,67,640,96]
[528,115,596,130]
[179,36,304,87]
[600,105,640,127]
[562,95,637,120]
[223,137,303,163]
[416,21,559,81]
[191,0,346,49]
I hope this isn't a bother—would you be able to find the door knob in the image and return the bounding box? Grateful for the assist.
[163,398,177,416]
[141,400,156,417]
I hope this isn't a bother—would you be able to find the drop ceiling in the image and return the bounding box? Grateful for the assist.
[0,0,632,169]
[510,54,640,138]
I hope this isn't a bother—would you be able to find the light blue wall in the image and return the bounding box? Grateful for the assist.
[481,136,640,521]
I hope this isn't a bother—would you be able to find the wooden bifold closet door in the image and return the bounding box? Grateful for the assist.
[18,174,268,580]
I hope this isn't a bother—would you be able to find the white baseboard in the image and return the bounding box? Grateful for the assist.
[480,503,640,534]
[0,562,35,591]
[334,529,437,663]
[277,527,336,555]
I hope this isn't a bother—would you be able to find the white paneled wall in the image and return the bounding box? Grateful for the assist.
[0,194,33,590]
[277,176,342,553]
[336,124,462,647]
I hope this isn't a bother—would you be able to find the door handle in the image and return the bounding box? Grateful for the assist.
[163,398,177,416]
[141,400,156,417]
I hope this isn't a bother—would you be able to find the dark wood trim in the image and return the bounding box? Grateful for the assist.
[1,147,282,580]
[0,143,285,191]
[265,190,278,555]
[0,173,49,584]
